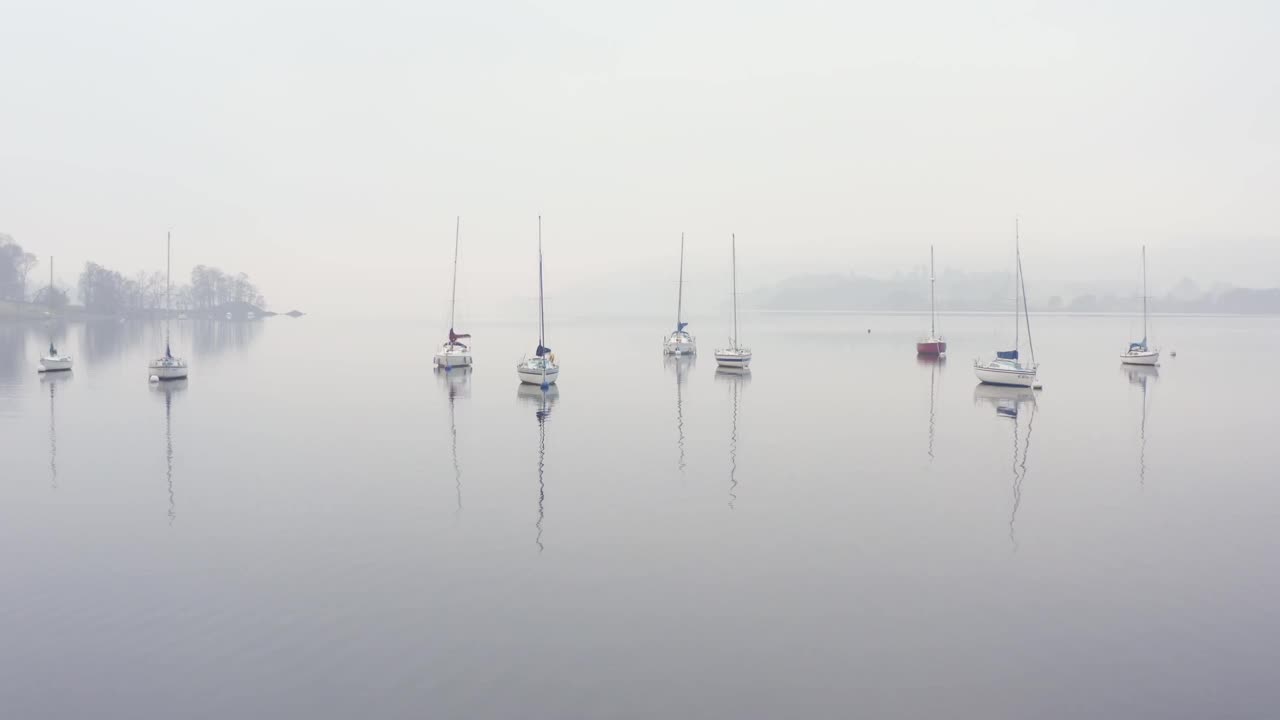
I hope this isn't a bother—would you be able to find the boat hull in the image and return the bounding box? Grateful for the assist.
[434,350,473,368]
[517,366,558,384]
[664,339,697,356]
[39,356,73,372]
[714,351,752,369]
[916,340,947,355]
[150,362,189,381]
[1120,350,1159,366]
[974,363,1036,388]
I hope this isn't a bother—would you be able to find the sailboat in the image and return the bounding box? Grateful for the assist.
[974,221,1038,388]
[516,216,559,386]
[1121,246,1160,366]
[663,233,696,356]
[149,231,189,381]
[714,234,751,369]
[38,256,73,373]
[916,246,946,356]
[434,216,474,369]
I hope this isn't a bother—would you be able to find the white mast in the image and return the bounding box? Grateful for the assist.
[676,232,685,331]
[537,216,545,350]
[929,245,936,338]
[165,231,172,351]
[1014,219,1020,355]
[731,233,738,349]
[1142,245,1148,342]
[450,216,460,332]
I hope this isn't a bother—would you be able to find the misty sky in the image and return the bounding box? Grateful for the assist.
[2,0,1277,319]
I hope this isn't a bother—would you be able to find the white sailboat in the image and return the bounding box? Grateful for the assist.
[434,216,474,369]
[714,234,751,369]
[38,256,73,373]
[1121,246,1160,366]
[149,231,189,381]
[916,246,946,356]
[663,233,696,356]
[975,221,1038,388]
[517,216,559,387]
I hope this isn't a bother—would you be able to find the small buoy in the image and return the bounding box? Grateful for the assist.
[149,375,160,383]
[1170,350,1177,358]
[867,328,871,333]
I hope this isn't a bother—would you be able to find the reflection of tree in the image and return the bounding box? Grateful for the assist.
[80,319,146,364]
[191,319,261,356]
[0,324,26,384]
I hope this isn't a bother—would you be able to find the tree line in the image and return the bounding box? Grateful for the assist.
[77,263,266,315]
[0,233,265,315]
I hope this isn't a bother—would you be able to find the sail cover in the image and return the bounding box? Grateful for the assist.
[165,343,173,360]
[535,344,552,357]
[676,322,688,332]
[448,328,471,344]
[1128,339,1148,352]
[49,343,57,355]
[996,349,1019,360]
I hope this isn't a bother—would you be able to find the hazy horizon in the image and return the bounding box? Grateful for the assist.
[2,1,1276,316]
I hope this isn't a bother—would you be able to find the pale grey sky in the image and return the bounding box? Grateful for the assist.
[2,0,1277,318]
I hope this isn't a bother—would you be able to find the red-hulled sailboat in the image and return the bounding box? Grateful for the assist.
[916,245,947,356]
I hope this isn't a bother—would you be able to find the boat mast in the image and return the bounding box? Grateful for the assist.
[537,215,545,349]
[676,232,685,331]
[1018,238,1037,366]
[1142,245,1148,342]
[929,245,936,338]
[1014,219,1020,356]
[165,231,172,350]
[731,233,738,349]
[49,256,54,312]
[450,216,460,332]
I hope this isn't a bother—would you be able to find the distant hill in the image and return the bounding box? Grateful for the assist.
[745,270,1280,314]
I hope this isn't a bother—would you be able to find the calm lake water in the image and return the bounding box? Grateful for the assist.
[2,312,1278,718]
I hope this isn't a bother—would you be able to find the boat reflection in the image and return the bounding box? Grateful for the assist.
[437,367,471,513]
[716,367,749,509]
[152,379,188,524]
[918,354,945,461]
[1124,365,1159,485]
[666,355,695,474]
[40,371,71,488]
[974,383,1037,549]
[517,384,560,551]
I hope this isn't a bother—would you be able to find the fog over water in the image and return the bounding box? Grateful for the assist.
[2,1,1279,316]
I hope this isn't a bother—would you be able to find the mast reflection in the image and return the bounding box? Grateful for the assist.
[40,372,70,489]
[666,355,694,474]
[918,354,945,462]
[152,379,188,524]
[974,384,1037,549]
[716,367,750,510]
[1125,365,1159,486]
[436,367,472,513]
[517,384,560,551]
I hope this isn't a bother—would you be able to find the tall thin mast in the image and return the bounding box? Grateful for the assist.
[1014,219,1020,355]
[1142,245,1148,341]
[676,233,685,330]
[49,256,54,313]
[731,234,738,348]
[450,216,460,331]
[929,245,936,337]
[537,216,545,348]
[165,231,172,349]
